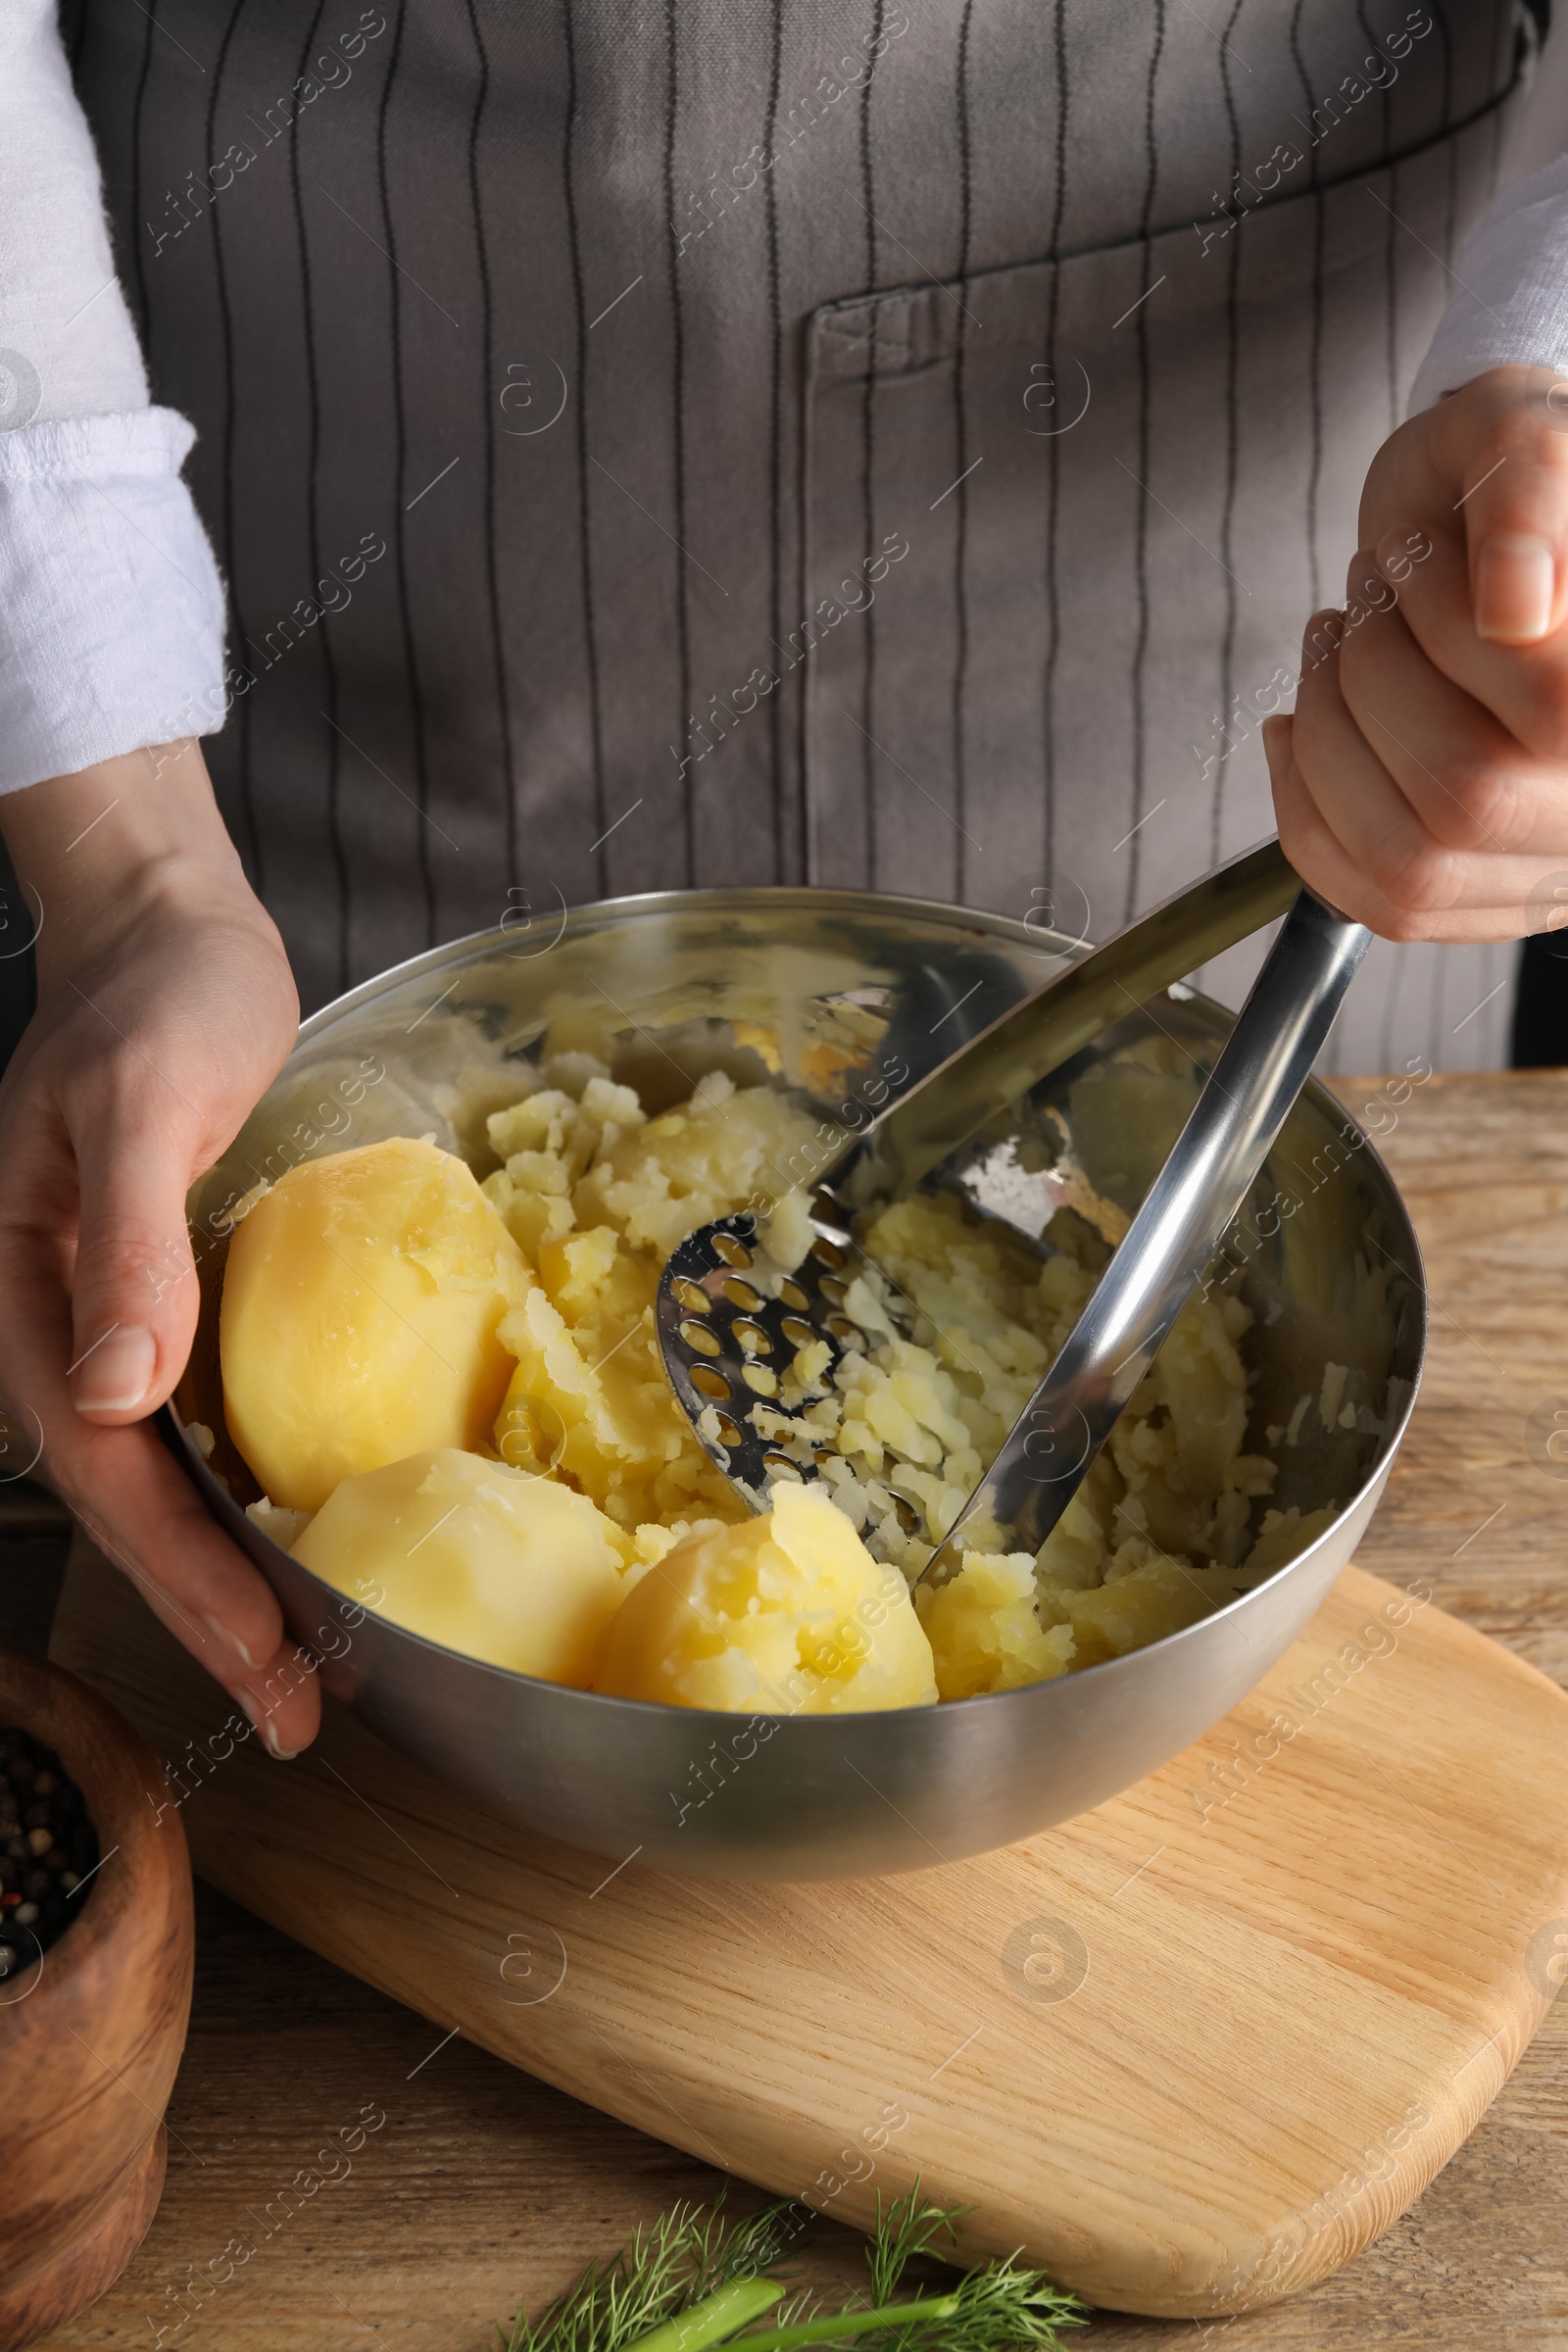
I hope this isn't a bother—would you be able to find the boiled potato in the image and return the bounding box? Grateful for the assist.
[594,1481,938,1713]
[221,1137,534,1511]
[292,1446,631,1684]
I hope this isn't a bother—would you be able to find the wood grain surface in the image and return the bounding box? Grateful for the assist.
[25,1068,1568,2350]
[44,1531,1568,2325]
[0,1643,192,2352]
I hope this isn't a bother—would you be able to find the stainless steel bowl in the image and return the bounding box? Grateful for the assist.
[169,888,1426,1881]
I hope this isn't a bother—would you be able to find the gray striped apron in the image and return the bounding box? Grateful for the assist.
[65,0,1539,1070]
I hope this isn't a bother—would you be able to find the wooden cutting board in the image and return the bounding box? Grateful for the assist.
[49,1534,1568,2323]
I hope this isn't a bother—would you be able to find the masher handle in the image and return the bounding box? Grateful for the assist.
[839,837,1301,1214]
[921,888,1372,1580]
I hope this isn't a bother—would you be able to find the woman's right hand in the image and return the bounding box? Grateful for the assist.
[0,741,321,1756]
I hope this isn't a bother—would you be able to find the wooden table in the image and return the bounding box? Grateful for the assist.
[18,1070,1568,2351]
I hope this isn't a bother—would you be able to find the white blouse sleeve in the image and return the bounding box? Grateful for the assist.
[1406,149,1568,415]
[0,0,225,796]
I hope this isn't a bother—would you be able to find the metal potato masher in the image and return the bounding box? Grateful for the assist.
[656,840,1371,1584]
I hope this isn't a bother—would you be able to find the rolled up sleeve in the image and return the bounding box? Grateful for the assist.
[1406,152,1568,415]
[0,408,227,794]
[0,0,226,794]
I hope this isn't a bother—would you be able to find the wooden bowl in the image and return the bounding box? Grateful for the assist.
[0,1642,193,2352]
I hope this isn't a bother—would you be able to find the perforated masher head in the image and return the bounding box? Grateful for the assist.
[654,1200,886,1515]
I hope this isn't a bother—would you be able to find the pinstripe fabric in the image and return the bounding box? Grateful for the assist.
[762,0,789,885]
[66,0,1534,1072]
[1290,0,1327,612]
[662,0,695,890]
[463,0,517,893]
[203,0,259,888]
[856,0,884,890]
[949,0,975,901]
[289,2,345,993]
[1041,0,1070,895]
[1214,0,1246,885]
[124,4,155,356]
[1126,0,1166,923]
[561,0,608,896]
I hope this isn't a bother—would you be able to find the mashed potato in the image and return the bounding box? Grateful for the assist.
[221,1027,1333,1709]
[738,1189,1307,1695]
[483,1067,812,1532]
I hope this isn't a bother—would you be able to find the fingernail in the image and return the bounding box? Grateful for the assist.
[73,1325,157,1415]
[1302,606,1345,664]
[1347,544,1379,596]
[203,1613,264,1671]
[236,1690,299,1760]
[1375,527,1406,575]
[1260,715,1290,775]
[1476,532,1556,642]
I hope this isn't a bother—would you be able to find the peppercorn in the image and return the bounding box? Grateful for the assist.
[0,1730,99,1979]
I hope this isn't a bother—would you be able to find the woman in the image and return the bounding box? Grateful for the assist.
[2,0,1566,1753]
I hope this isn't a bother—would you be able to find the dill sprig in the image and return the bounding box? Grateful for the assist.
[495,2186,1085,2352]
[498,2196,809,2352]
